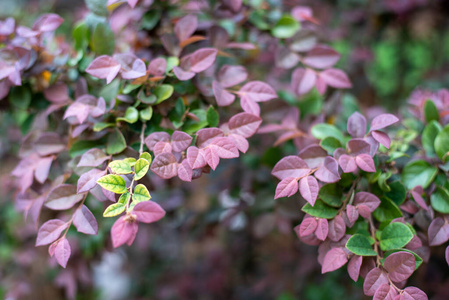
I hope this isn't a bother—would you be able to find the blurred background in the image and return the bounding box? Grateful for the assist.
[1,0,449,299]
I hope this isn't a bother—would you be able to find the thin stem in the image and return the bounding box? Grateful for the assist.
[338,177,360,214]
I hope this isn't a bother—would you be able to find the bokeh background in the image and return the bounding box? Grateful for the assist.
[1,0,449,299]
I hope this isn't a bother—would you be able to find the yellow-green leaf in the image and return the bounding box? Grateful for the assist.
[108,160,133,174]
[132,184,151,202]
[118,192,130,204]
[124,157,137,167]
[117,107,139,124]
[134,158,150,180]
[97,174,127,194]
[103,203,126,217]
[140,152,152,163]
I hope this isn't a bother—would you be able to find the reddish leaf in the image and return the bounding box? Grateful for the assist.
[229,112,262,138]
[148,57,166,76]
[178,159,193,182]
[322,247,348,273]
[428,217,449,246]
[356,154,376,172]
[274,177,299,199]
[347,112,367,138]
[73,205,98,235]
[240,97,260,116]
[144,132,171,150]
[44,82,69,104]
[372,130,391,148]
[357,205,372,219]
[298,145,328,169]
[36,219,68,246]
[111,216,138,248]
[35,156,53,184]
[77,148,110,167]
[373,284,398,300]
[339,154,357,173]
[303,45,340,69]
[186,146,206,169]
[384,251,415,282]
[291,67,316,95]
[239,81,277,102]
[319,68,352,88]
[370,114,400,131]
[347,139,371,156]
[34,132,65,156]
[45,184,84,210]
[217,65,247,88]
[209,137,239,159]
[411,191,428,211]
[315,218,329,241]
[186,48,218,73]
[0,17,15,36]
[175,14,197,42]
[115,54,146,79]
[32,13,63,32]
[363,268,389,296]
[314,156,340,183]
[133,201,166,223]
[446,246,449,267]
[402,287,428,300]
[171,131,193,152]
[85,55,121,84]
[77,168,106,193]
[153,141,173,156]
[346,204,359,227]
[347,255,363,282]
[299,175,319,206]
[213,81,235,106]
[55,238,71,268]
[299,217,318,236]
[328,215,346,242]
[173,66,195,80]
[227,133,249,153]
[196,128,224,147]
[272,155,310,180]
[150,153,178,179]
[201,147,220,170]
[354,192,381,212]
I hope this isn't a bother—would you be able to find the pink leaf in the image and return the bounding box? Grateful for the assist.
[148,57,166,76]
[55,238,71,268]
[73,205,98,235]
[347,139,371,156]
[228,133,249,153]
[354,192,381,212]
[44,83,69,104]
[133,201,166,223]
[213,81,235,106]
[111,216,138,248]
[229,112,262,138]
[384,251,415,282]
[314,156,340,183]
[299,217,318,236]
[77,148,110,167]
[372,130,391,148]
[410,191,428,211]
[127,0,139,8]
[363,268,389,296]
[36,219,69,246]
[315,75,327,94]
[120,58,146,79]
[322,247,348,273]
[346,204,359,227]
[144,132,171,151]
[45,184,84,210]
[428,217,449,246]
[175,14,197,42]
[173,66,195,80]
[240,97,260,116]
[85,55,121,84]
[291,67,316,95]
[370,114,400,131]
[357,205,372,219]
[446,246,449,267]
[171,131,193,152]
[150,153,178,179]
[178,159,193,182]
[328,215,346,242]
[34,132,65,156]
[239,81,277,102]
[77,168,106,193]
[210,137,239,159]
[303,45,340,69]
[339,154,357,173]
[35,156,53,184]
[373,284,398,300]
[402,287,428,300]
[298,145,328,169]
[153,141,173,156]
[201,147,220,170]
[0,17,15,36]
[347,255,363,282]
[347,112,367,138]
[196,128,224,148]
[315,218,329,241]
[319,68,352,88]
[356,154,376,172]
[186,48,218,73]
[186,146,206,169]
[272,155,310,180]
[299,175,319,206]
[32,13,63,32]
[274,177,299,199]
[217,65,248,88]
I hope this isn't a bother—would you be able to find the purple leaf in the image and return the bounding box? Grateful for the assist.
[44,83,69,104]
[150,153,178,179]
[171,131,193,152]
[54,238,71,268]
[227,133,249,153]
[229,112,262,138]
[153,141,173,156]
[339,154,357,173]
[319,68,352,88]
[213,81,235,106]
[185,48,218,73]
[32,13,63,32]
[299,217,318,236]
[346,204,359,227]
[291,67,316,95]
[73,205,98,235]
[173,66,195,80]
[363,268,389,296]
[186,146,206,169]
[85,55,121,84]
[402,287,428,300]
[148,57,166,76]
[45,184,84,210]
[298,145,328,169]
[127,0,139,8]
[35,156,53,184]
[384,251,415,282]
[117,55,146,79]
[36,219,68,246]
[239,81,277,102]
[111,216,138,248]
[314,156,340,183]
[428,217,449,246]
[0,17,15,36]
[201,147,220,170]
[373,284,398,300]
[303,45,340,69]
[411,190,428,211]
[364,135,380,156]
[77,168,106,193]
[133,201,166,223]
[446,246,449,267]
[217,65,248,88]
[196,128,224,148]
[178,159,193,182]
[370,114,400,131]
[240,97,260,116]
[347,112,367,138]
[322,247,348,273]
[77,148,110,167]
[372,130,391,148]
[354,192,381,212]
[34,132,65,156]
[356,154,376,172]
[328,215,346,242]
[272,155,310,180]
[315,218,329,241]
[347,139,371,156]
[144,132,170,151]
[174,14,197,42]
[209,137,239,159]
[299,175,319,206]
[347,255,362,282]
[274,177,299,199]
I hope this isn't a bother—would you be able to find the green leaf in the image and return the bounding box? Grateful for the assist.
[271,15,300,39]
[97,174,127,194]
[99,78,120,101]
[318,183,343,207]
[206,106,219,127]
[378,172,392,192]
[311,124,344,143]
[373,197,402,222]
[166,56,179,72]
[122,84,141,94]
[108,160,133,174]
[132,184,151,202]
[141,10,161,30]
[346,234,377,256]
[379,222,414,251]
[140,106,153,121]
[138,92,157,104]
[85,0,108,16]
[154,84,174,104]
[9,86,31,110]
[435,125,449,162]
[402,160,438,189]
[69,140,101,158]
[118,192,130,204]
[422,120,442,156]
[103,203,126,217]
[424,100,439,123]
[320,137,342,154]
[140,152,152,163]
[117,107,139,124]
[430,186,449,213]
[385,181,406,206]
[73,21,89,51]
[106,128,127,155]
[301,199,338,219]
[383,249,423,270]
[123,157,137,167]
[134,158,150,180]
[90,22,115,56]
[93,122,115,132]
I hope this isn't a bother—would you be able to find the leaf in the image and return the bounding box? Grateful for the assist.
[370,114,399,131]
[103,203,126,217]
[299,217,318,236]
[302,199,338,219]
[271,15,300,39]
[380,222,414,251]
[328,215,346,242]
[134,158,150,180]
[132,201,166,223]
[347,112,367,138]
[54,238,71,268]
[422,120,442,156]
[77,148,110,167]
[186,146,206,169]
[213,81,236,106]
[275,177,299,199]
[384,249,423,270]
[373,197,402,222]
[106,128,127,155]
[209,137,239,159]
[154,84,174,104]
[363,268,389,296]
[32,13,64,32]
[175,14,197,42]
[86,55,120,84]
[187,48,218,73]
[73,205,98,235]
[321,247,348,273]
[291,67,316,95]
[34,133,65,156]
[171,131,193,152]
[402,287,428,300]
[319,183,343,207]
[424,100,439,123]
[373,284,398,300]
[140,106,153,121]
[217,65,248,88]
[346,234,377,256]
[311,123,344,143]
[206,106,219,128]
[239,81,277,102]
[45,184,84,210]
[303,45,340,69]
[178,159,193,182]
[299,175,319,206]
[173,66,195,80]
[145,132,170,150]
[319,69,351,88]
[435,125,449,162]
[314,156,341,183]
[371,131,391,148]
[97,174,127,194]
[315,218,329,241]
[150,153,178,179]
[355,154,376,172]
[132,184,151,202]
[196,128,224,147]
[354,192,381,212]
[402,160,438,189]
[383,251,415,282]
[339,154,357,173]
[111,216,138,248]
[77,168,106,193]
[347,255,362,282]
[427,217,449,246]
[117,107,139,123]
[36,219,68,246]
[108,160,133,174]
[272,155,310,180]
[90,23,115,56]
[229,112,262,138]
[430,186,449,213]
